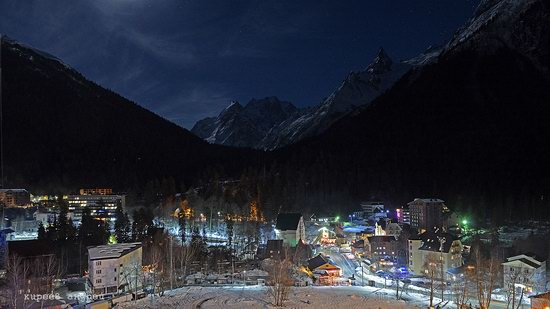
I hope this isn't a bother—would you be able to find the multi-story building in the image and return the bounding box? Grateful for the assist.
[66,194,125,223]
[80,188,113,195]
[408,228,463,276]
[360,201,385,219]
[408,198,447,231]
[502,254,547,294]
[365,235,399,266]
[33,209,59,228]
[88,242,142,298]
[0,189,31,207]
[396,207,410,226]
[275,213,306,247]
[374,218,402,237]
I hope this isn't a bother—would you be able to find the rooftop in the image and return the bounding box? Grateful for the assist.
[407,198,445,205]
[367,235,397,243]
[307,254,338,270]
[412,228,458,253]
[0,189,29,193]
[503,254,545,269]
[529,291,550,299]
[88,242,142,260]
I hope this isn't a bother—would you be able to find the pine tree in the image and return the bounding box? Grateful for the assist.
[226,215,234,247]
[132,207,154,241]
[114,204,130,243]
[67,220,77,241]
[191,226,207,257]
[46,217,58,241]
[37,222,47,240]
[78,206,94,245]
[99,220,111,245]
[178,211,187,243]
[57,202,70,241]
[123,213,131,241]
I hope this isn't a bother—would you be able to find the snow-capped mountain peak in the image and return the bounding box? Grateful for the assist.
[442,0,550,71]
[365,48,393,74]
[191,97,298,148]
[192,48,416,150]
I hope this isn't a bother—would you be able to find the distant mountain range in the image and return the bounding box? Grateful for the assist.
[192,48,426,150]
[2,0,550,222]
[193,0,550,153]
[257,0,550,219]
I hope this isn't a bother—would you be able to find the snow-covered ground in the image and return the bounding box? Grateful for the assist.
[117,286,424,309]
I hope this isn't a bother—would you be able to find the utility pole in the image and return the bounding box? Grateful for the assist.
[170,235,173,290]
[361,261,364,287]
[0,33,4,189]
[438,236,446,303]
[209,207,212,232]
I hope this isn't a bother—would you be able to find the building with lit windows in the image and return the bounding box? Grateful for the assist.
[80,188,113,195]
[0,189,31,207]
[408,227,463,276]
[502,254,547,294]
[408,198,448,231]
[359,201,386,220]
[396,207,410,226]
[365,235,399,265]
[66,194,125,223]
[88,242,142,298]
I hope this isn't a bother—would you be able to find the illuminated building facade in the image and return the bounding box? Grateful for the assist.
[408,198,446,231]
[66,194,125,223]
[88,242,142,297]
[408,228,463,275]
[0,189,31,207]
[80,188,113,195]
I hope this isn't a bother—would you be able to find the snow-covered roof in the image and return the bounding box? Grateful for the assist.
[88,242,141,260]
[243,269,268,277]
[0,189,29,193]
[408,198,445,205]
[503,254,545,269]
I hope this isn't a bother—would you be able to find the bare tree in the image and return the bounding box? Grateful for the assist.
[266,257,293,307]
[150,243,167,297]
[472,246,499,309]
[6,254,24,309]
[503,266,532,309]
[120,260,143,303]
[423,253,440,308]
[43,254,58,294]
[452,273,470,309]
[178,243,197,283]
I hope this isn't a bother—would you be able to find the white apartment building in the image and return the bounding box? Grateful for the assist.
[88,242,142,297]
[502,254,547,294]
[408,228,463,276]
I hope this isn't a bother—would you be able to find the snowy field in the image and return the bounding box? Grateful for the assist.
[117,286,423,309]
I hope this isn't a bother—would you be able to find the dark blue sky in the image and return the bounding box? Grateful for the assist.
[1,0,478,128]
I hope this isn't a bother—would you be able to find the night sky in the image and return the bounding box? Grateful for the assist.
[1,0,478,128]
